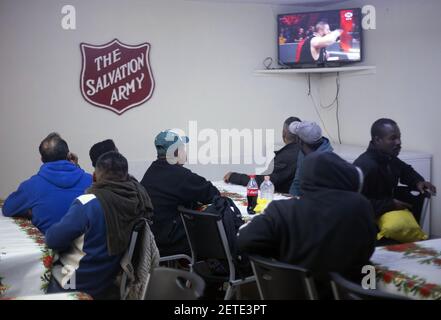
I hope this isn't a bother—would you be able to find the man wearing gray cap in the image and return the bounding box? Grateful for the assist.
[288,121,333,196]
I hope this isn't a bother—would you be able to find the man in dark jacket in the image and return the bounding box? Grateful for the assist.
[353,118,436,218]
[223,117,301,193]
[3,133,92,233]
[141,130,220,257]
[238,152,376,288]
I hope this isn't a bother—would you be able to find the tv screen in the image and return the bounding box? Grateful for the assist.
[278,8,362,67]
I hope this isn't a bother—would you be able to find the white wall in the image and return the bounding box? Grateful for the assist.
[0,0,309,189]
[296,0,441,236]
[1,0,441,236]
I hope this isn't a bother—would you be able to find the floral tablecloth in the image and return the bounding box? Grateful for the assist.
[0,212,53,298]
[9,292,92,300]
[211,181,291,221]
[371,238,441,300]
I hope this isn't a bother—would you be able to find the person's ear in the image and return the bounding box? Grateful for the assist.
[373,135,381,144]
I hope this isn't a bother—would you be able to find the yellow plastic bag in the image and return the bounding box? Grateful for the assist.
[254,198,270,214]
[377,209,428,243]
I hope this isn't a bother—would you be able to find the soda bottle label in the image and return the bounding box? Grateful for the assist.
[247,188,258,196]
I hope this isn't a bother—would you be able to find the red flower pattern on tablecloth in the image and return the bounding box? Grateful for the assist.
[376,266,441,299]
[384,242,441,269]
[11,217,53,292]
[0,277,10,296]
[70,292,93,300]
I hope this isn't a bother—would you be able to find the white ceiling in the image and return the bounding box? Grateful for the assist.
[184,0,350,7]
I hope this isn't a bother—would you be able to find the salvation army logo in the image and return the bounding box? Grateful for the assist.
[80,39,155,115]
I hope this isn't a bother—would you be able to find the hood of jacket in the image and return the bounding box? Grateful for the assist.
[38,160,87,188]
[300,152,362,194]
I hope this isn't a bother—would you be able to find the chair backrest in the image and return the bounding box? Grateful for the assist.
[249,255,318,300]
[144,267,205,300]
[394,186,431,225]
[120,218,160,300]
[179,206,231,260]
[330,272,409,300]
[178,206,236,279]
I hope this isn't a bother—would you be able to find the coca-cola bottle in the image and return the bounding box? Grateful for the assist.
[247,175,259,215]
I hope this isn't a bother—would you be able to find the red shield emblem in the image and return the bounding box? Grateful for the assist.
[80,39,154,115]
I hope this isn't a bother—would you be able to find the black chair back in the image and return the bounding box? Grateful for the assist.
[179,207,229,262]
[249,255,318,300]
[144,267,205,300]
[394,186,430,225]
[330,272,409,300]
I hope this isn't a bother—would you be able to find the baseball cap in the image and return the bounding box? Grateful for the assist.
[89,139,118,167]
[289,121,322,144]
[155,130,189,157]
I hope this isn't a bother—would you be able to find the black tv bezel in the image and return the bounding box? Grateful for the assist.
[277,8,363,68]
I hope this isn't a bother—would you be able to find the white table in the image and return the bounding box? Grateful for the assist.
[212,181,291,221]
[0,212,52,298]
[371,238,441,300]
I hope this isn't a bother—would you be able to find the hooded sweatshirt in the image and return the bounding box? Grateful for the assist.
[2,160,92,233]
[238,152,376,279]
[289,137,333,196]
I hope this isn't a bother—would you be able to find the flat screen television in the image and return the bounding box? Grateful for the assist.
[278,8,362,67]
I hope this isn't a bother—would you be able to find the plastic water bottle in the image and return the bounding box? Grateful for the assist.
[260,176,275,201]
[247,175,259,215]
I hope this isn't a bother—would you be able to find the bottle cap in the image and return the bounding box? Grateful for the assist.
[249,174,256,178]
[264,176,270,181]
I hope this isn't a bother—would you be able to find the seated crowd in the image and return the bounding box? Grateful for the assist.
[1,117,436,299]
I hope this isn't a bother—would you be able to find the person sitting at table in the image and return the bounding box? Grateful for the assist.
[238,152,377,298]
[45,151,154,299]
[288,120,333,197]
[89,139,118,168]
[2,133,92,233]
[223,117,301,194]
[354,118,436,244]
[140,130,220,257]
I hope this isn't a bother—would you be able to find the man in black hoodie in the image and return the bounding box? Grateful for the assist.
[141,130,220,257]
[238,152,376,296]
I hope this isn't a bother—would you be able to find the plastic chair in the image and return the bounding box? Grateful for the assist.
[144,267,205,300]
[249,255,318,300]
[330,272,409,300]
[394,186,431,228]
[178,206,255,300]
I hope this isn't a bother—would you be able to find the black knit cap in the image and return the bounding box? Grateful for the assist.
[89,139,117,167]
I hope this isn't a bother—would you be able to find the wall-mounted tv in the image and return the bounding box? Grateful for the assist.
[278,8,362,67]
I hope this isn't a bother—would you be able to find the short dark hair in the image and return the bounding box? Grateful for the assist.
[95,151,128,181]
[89,139,117,167]
[284,117,301,142]
[371,118,397,139]
[39,132,69,163]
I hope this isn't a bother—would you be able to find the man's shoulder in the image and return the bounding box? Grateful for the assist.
[354,151,377,168]
[76,194,97,205]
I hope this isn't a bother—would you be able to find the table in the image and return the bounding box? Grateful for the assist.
[371,238,441,300]
[0,211,53,298]
[8,292,93,300]
[212,181,291,221]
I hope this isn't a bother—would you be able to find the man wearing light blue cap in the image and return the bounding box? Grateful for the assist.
[141,130,219,257]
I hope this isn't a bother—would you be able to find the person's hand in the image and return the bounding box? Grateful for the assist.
[224,172,232,183]
[393,199,412,211]
[67,152,79,166]
[416,181,437,196]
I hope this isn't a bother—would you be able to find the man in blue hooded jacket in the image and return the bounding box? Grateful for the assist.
[288,121,333,197]
[2,133,92,233]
